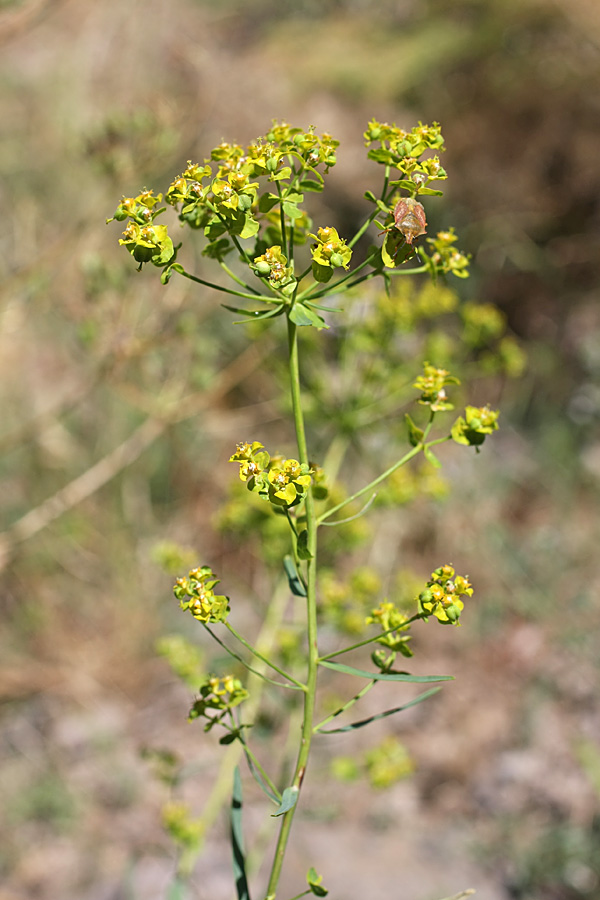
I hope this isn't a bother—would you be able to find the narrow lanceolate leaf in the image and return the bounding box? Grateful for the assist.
[231,767,251,900]
[271,785,299,817]
[318,660,453,683]
[283,555,307,597]
[315,687,441,733]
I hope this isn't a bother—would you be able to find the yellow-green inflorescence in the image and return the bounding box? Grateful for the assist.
[418,564,473,625]
[366,601,414,657]
[229,440,312,508]
[413,362,460,412]
[188,674,249,729]
[452,405,500,448]
[173,566,230,624]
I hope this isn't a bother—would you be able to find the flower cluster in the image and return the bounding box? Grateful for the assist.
[452,405,500,447]
[418,565,473,625]
[309,226,352,283]
[424,228,471,279]
[364,119,445,165]
[366,600,413,657]
[253,245,294,286]
[413,362,460,411]
[188,674,249,730]
[229,441,313,508]
[107,189,175,270]
[173,566,230,624]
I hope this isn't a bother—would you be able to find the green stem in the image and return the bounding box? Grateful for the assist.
[220,260,261,295]
[264,318,319,900]
[318,613,423,661]
[202,624,302,691]
[313,680,375,732]
[317,444,423,525]
[176,267,270,303]
[225,622,307,691]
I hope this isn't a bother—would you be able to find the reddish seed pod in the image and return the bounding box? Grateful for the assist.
[393,198,427,244]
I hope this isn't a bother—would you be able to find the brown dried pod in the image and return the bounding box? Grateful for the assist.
[393,197,427,244]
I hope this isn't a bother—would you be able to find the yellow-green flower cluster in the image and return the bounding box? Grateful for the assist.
[162,802,204,854]
[253,246,293,285]
[188,674,249,729]
[267,458,312,507]
[425,228,471,279]
[451,405,500,448]
[413,362,460,411]
[107,189,174,270]
[310,226,352,275]
[229,441,313,508]
[418,564,473,625]
[365,737,415,789]
[364,120,445,185]
[173,566,230,624]
[264,122,339,170]
[319,566,381,635]
[366,600,413,656]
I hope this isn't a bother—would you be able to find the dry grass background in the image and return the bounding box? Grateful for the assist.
[1,1,600,898]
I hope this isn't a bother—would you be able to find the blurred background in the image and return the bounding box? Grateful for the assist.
[1,0,600,898]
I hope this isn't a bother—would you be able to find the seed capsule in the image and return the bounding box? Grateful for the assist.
[393,198,427,244]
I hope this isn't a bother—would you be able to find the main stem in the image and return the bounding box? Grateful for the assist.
[264,318,319,900]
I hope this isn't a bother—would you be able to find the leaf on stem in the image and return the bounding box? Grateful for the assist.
[318,660,453,683]
[231,767,251,900]
[296,529,313,560]
[315,687,441,733]
[283,555,307,597]
[271,785,299,817]
[424,446,442,468]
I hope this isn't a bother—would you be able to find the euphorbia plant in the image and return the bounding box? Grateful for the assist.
[108,119,499,900]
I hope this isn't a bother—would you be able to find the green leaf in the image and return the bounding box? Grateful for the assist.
[282,201,303,220]
[258,193,279,213]
[367,147,394,165]
[283,555,306,597]
[363,190,378,203]
[222,304,284,323]
[231,767,251,900]
[239,214,260,240]
[311,260,333,283]
[307,867,329,897]
[416,187,444,196]
[271,785,299,817]
[299,178,324,192]
[318,660,453,683]
[389,179,418,192]
[315,687,441,733]
[270,166,292,181]
[405,413,424,447]
[424,446,442,468]
[297,529,313,560]
[160,262,185,285]
[202,238,233,260]
[289,303,327,328]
